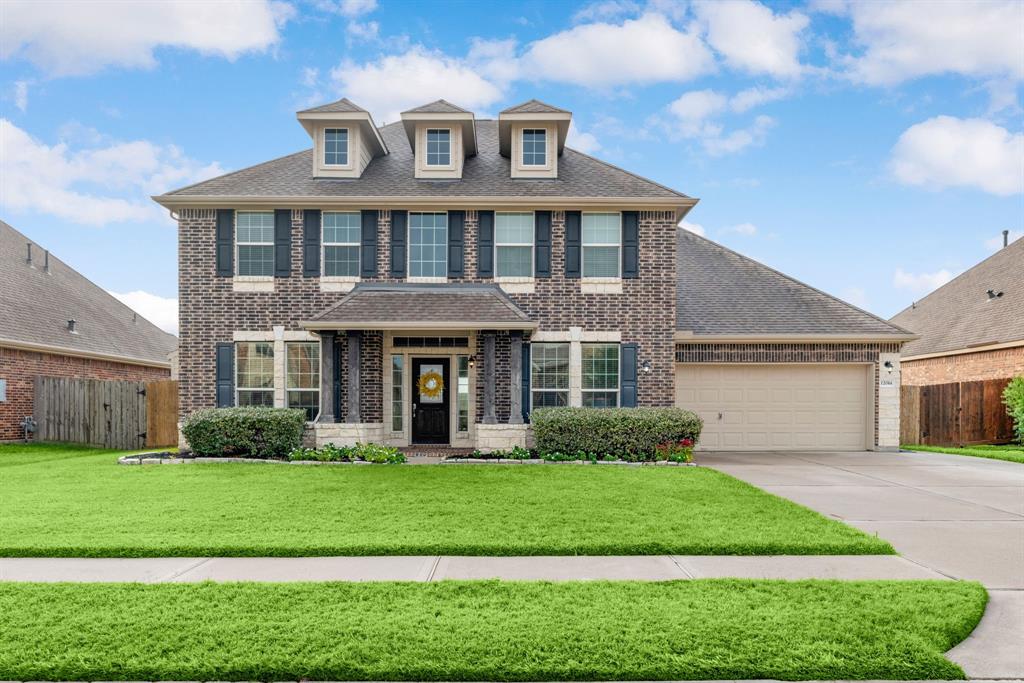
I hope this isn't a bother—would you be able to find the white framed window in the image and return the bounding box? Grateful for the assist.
[495,212,533,277]
[582,343,619,408]
[236,211,275,277]
[531,342,569,409]
[582,212,621,278]
[426,128,451,166]
[236,342,274,407]
[522,129,547,166]
[322,211,360,277]
[286,341,320,421]
[324,128,349,166]
[409,212,448,277]
[391,355,404,432]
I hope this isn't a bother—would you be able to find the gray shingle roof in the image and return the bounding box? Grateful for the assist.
[160,120,689,200]
[501,99,570,114]
[306,283,534,328]
[0,220,177,364]
[677,228,910,337]
[403,99,470,114]
[298,98,367,114]
[890,237,1023,357]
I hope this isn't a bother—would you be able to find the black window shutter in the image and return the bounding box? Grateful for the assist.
[360,210,378,278]
[215,209,234,277]
[478,210,494,277]
[303,209,321,277]
[521,341,531,422]
[390,210,408,278]
[274,209,291,277]
[215,343,234,408]
[448,210,465,278]
[622,211,639,279]
[620,342,638,408]
[565,210,582,278]
[534,211,551,278]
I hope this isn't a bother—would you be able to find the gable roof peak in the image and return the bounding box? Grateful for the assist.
[501,99,571,115]
[402,99,472,115]
[297,97,368,114]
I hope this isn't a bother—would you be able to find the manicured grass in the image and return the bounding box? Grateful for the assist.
[0,579,985,681]
[0,443,893,556]
[904,443,1024,464]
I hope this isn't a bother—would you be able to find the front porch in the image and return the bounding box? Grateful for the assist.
[301,283,537,451]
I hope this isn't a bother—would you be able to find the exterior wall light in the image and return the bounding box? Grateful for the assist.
[468,355,476,370]
[640,359,652,374]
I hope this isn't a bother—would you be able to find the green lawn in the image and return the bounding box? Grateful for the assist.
[0,579,985,681]
[0,443,893,556]
[904,443,1024,464]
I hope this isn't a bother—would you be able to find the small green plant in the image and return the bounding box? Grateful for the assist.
[288,442,405,464]
[182,407,306,458]
[1003,376,1024,444]
[467,446,534,460]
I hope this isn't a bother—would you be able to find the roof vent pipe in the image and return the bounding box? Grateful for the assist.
[26,243,32,265]
[1004,229,1010,248]
[44,250,50,273]
[67,319,77,333]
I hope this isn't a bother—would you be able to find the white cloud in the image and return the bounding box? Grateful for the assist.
[703,115,774,156]
[984,230,1023,250]
[109,290,179,335]
[680,220,706,236]
[566,122,601,154]
[0,0,293,77]
[893,268,954,295]
[694,0,809,78]
[889,116,1024,196]
[466,38,521,83]
[722,222,759,236]
[669,89,728,132]
[12,80,29,112]
[520,13,714,88]
[572,0,640,22]
[346,20,380,43]
[0,119,223,226]
[729,85,789,112]
[330,47,505,123]
[338,0,377,17]
[840,286,869,309]
[830,0,1024,85]
[665,90,777,156]
[301,67,319,88]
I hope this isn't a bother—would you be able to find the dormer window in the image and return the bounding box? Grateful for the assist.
[522,129,547,166]
[324,128,349,166]
[426,129,451,166]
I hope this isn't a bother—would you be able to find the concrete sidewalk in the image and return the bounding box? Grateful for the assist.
[0,554,944,583]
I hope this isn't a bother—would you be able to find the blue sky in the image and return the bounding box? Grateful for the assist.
[2,0,1021,334]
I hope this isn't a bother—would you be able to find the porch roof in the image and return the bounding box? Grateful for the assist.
[300,283,536,331]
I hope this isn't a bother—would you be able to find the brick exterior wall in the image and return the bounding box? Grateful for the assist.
[177,208,678,424]
[0,346,169,441]
[675,342,904,450]
[901,345,1024,386]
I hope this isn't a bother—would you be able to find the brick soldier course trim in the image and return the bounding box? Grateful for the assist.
[675,342,901,363]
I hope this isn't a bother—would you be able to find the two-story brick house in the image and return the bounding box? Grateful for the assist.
[155,98,914,452]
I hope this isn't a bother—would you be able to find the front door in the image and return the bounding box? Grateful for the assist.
[412,358,450,444]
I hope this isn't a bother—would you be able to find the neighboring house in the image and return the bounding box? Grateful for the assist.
[0,220,177,441]
[154,98,912,452]
[891,235,1023,385]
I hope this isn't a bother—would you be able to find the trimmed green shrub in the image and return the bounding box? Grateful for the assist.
[182,407,306,458]
[1003,376,1024,444]
[531,407,703,461]
[288,442,406,464]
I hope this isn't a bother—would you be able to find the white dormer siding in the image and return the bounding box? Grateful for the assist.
[498,101,572,180]
[400,102,478,180]
[295,99,388,180]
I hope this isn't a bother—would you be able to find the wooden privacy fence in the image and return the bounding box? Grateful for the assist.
[34,377,179,450]
[901,377,1015,447]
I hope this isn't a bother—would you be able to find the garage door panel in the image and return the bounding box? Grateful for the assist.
[676,364,868,451]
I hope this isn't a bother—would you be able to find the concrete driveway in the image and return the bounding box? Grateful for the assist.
[698,448,1023,679]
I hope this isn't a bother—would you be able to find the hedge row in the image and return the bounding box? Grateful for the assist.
[181,407,306,458]
[531,407,703,461]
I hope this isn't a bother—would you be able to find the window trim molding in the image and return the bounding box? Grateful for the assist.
[581,211,622,280]
[407,210,449,280]
[424,127,454,168]
[321,210,362,279]
[322,126,352,169]
[494,210,535,279]
[521,128,548,167]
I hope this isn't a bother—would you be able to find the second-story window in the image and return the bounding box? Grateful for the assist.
[322,212,361,277]
[426,129,451,166]
[324,128,348,166]
[522,129,547,166]
[236,211,275,277]
[582,212,621,278]
[495,212,533,277]
[409,212,447,277]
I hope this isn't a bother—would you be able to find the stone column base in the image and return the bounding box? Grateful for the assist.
[475,423,533,452]
[315,422,386,447]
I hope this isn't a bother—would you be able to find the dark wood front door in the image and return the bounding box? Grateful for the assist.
[412,358,450,444]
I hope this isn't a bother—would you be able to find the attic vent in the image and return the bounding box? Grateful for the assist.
[67,319,77,333]
[987,289,1004,300]
[25,242,32,265]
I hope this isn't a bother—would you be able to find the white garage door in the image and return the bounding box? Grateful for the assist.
[675,364,869,451]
